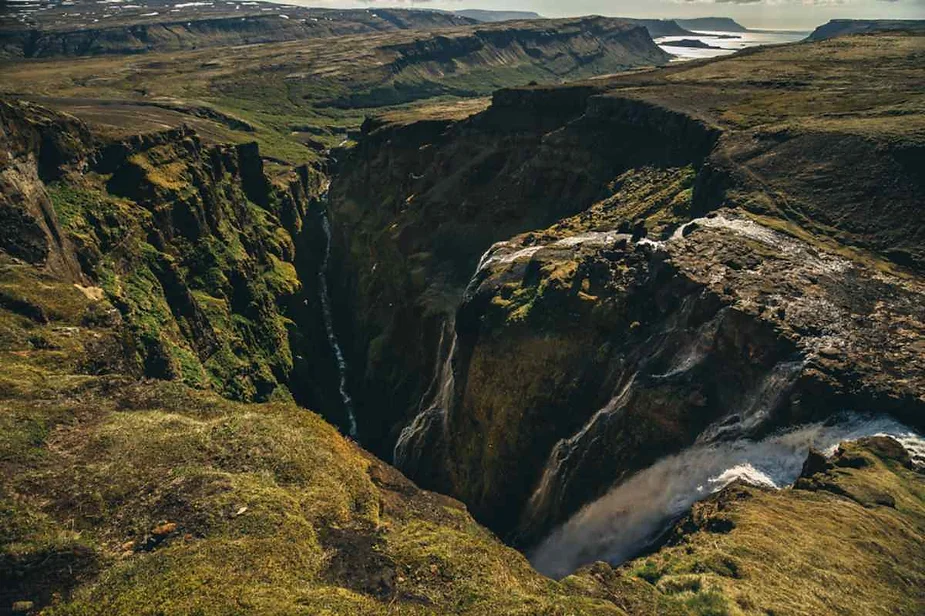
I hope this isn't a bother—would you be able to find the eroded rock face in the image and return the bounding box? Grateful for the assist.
[0,99,338,408]
[327,86,719,456]
[0,101,87,280]
[327,33,925,549]
[402,200,925,545]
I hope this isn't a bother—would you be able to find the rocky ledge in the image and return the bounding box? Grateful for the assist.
[324,30,925,559]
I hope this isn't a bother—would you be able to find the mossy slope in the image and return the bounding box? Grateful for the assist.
[604,437,925,616]
[2,99,321,403]
[0,256,626,615]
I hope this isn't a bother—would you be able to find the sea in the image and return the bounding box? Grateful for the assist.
[657,29,811,61]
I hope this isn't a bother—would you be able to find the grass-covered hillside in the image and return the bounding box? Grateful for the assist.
[0,14,670,165]
[2,96,923,616]
[1,15,924,616]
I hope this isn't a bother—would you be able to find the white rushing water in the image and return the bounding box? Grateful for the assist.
[530,413,925,579]
[395,236,539,469]
[393,319,457,469]
[318,211,357,438]
[657,29,809,62]
[476,231,631,276]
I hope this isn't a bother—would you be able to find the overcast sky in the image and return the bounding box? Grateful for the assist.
[280,0,924,30]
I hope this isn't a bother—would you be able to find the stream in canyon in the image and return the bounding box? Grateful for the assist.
[389,231,925,581]
[318,205,358,438]
[394,317,457,470]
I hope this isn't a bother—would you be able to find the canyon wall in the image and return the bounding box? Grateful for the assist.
[0,99,349,418]
[326,64,925,546]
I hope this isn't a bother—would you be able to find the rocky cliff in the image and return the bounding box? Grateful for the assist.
[2,98,923,616]
[324,30,925,549]
[326,83,717,457]
[0,101,627,616]
[807,19,925,41]
[0,3,477,58]
[2,31,925,616]
[318,18,673,109]
[0,99,337,407]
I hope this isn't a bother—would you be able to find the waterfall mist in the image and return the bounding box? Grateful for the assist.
[529,413,925,579]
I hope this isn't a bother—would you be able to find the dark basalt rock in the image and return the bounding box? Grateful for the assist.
[800,449,830,478]
[0,99,340,408]
[323,36,925,548]
[661,39,722,50]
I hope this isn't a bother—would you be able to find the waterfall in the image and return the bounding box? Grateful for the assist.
[517,308,797,543]
[393,319,456,470]
[393,238,512,470]
[696,360,805,444]
[318,207,357,438]
[529,413,925,579]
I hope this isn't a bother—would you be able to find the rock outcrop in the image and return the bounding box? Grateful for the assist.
[0,99,337,408]
[318,18,673,109]
[807,19,925,41]
[326,84,715,456]
[325,31,925,549]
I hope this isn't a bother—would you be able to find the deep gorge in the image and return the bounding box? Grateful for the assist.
[6,76,923,579]
[2,21,925,615]
[314,81,925,561]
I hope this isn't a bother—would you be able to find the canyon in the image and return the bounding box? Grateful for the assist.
[1,6,924,615]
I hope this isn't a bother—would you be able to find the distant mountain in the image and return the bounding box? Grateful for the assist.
[455,10,542,22]
[446,11,693,39]
[807,19,925,41]
[623,19,693,38]
[675,17,748,33]
[0,3,479,58]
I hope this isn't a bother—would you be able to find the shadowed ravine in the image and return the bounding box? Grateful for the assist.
[394,317,457,470]
[318,199,358,438]
[2,16,925,614]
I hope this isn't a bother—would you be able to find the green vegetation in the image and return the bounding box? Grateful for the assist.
[0,256,629,615]
[44,136,303,402]
[484,166,695,326]
[0,16,669,167]
[2,25,925,616]
[610,442,925,616]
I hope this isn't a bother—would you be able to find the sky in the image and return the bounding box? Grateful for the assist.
[276,0,925,30]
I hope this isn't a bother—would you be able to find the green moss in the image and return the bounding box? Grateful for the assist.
[128,151,189,192]
[42,134,307,404]
[264,255,301,297]
[171,343,208,389]
[477,166,697,328]
[0,264,95,325]
[617,445,925,616]
[0,406,51,464]
[683,591,730,616]
[47,184,95,232]
[387,520,622,615]
[0,266,630,615]
[633,560,664,585]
